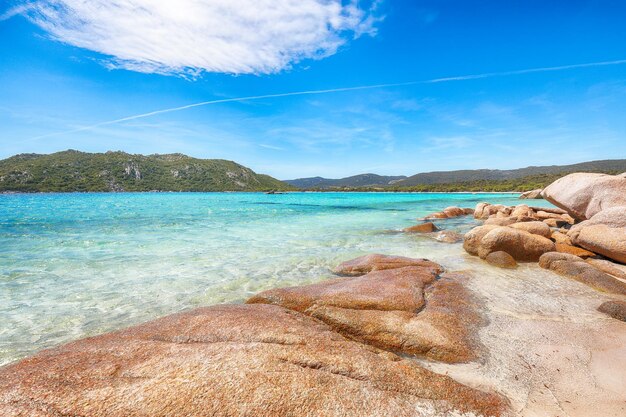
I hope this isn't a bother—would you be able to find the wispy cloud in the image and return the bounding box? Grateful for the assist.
[22,58,626,142]
[9,0,378,76]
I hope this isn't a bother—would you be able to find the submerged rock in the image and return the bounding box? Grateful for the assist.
[431,230,463,243]
[598,300,626,321]
[485,251,517,269]
[541,173,626,220]
[0,303,507,417]
[539,252,626,295]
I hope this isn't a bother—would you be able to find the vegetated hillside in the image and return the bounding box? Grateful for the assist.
[285,173,407,189]
[394,159,626,186]
[302,171,625,193]
[0,150,294,192]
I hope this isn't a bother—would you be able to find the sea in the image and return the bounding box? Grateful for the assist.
[0,192,554,365]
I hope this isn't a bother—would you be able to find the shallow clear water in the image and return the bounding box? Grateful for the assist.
[0,192,553,365]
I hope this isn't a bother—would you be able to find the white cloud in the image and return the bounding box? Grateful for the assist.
[16,0,378,76]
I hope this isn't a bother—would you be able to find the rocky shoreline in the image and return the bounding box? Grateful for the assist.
[1,172,625,416]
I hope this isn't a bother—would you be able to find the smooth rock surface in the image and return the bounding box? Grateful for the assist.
[568,206,626,238]
[586,258,626,280]
[509,221,551,238]
[332,254,443,277]
[572,224,626,264]
[0,303,507,417]
[541,173,626,220]
[250,257,483,364]
[539,252,626,295]
[249,266,437,313]
[419,256,626,417]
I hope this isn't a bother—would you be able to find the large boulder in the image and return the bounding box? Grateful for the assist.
[509,221,551,238]
[0,304,506,417]
[572,224,626,264]
[249,257,484,364]
[476,227,556,262]
[539,252,626,295]
[463,225,500,256]
[568,206,626,236]
[541,173,626,220]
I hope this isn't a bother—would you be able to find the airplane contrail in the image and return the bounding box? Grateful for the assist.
[26,58,626,141]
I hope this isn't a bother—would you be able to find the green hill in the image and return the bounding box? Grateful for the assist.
[0,150,294,192]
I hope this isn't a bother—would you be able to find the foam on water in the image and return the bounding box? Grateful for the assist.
[0,192,551,365]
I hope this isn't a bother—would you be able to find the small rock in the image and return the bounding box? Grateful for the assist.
[404,222,438,233]
[598,300,626,321]
[520,189,543,199]
[442,206,466,217]
[485,251,517,268]
[551,230,572,245]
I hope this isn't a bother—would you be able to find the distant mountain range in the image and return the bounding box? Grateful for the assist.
[285,174,407,189]
[0,150,293,192]
[286,159,626,189]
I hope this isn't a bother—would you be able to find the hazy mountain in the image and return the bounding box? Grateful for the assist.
[0,150,294,192]
[285,174,407,189]
[394,159,626,186]
[287,159,626,189]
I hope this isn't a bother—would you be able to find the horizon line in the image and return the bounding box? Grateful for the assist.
[25,58,626,142]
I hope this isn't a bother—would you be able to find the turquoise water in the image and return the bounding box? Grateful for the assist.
[0,192,552,365]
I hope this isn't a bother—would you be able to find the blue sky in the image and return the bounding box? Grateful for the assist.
[1,0,625,179]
